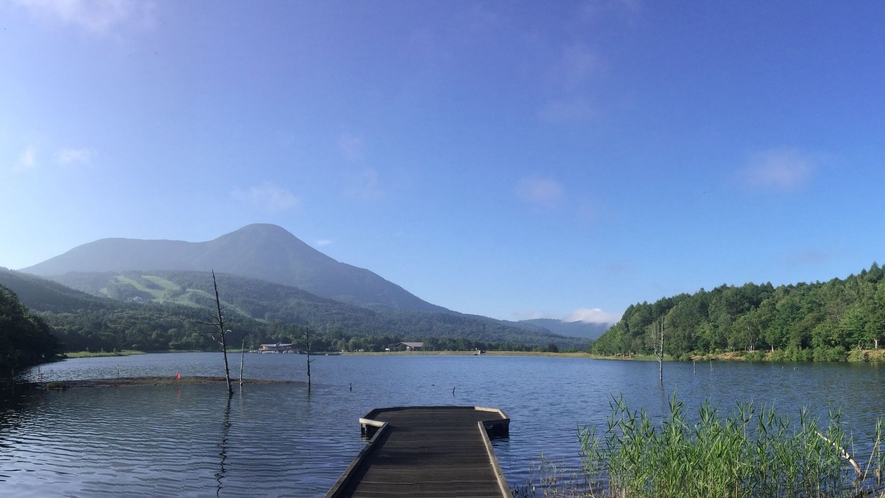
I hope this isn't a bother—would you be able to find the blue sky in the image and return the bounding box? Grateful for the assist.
[3,1,885,324]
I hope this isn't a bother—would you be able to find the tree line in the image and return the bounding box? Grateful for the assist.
[0,284,63,373]
[593,262,885,361]
[37,305,567,354]
[0,268,584,358]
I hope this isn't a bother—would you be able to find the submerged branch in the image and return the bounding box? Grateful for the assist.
[816,430,863,476]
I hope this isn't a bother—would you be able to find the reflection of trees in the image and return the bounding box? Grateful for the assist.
[215,395,232,497]
[0,383,43,428]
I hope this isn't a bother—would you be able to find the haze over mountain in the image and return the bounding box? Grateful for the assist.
[21,224,446,313]
[517,318,611,341]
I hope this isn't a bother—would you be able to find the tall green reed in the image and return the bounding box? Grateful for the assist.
[575,393,885,498]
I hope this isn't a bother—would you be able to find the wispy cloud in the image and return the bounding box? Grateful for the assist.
[10,0,154,35]
[56,147,92,167]
[512,307,622,324]
[231,183,299,212]
[564,307,621,324]
[579,0,642,21]
[538,98,594,122]
[337,132,385,201]
[339,133,365,162]
[345,168,384,201]
[605,262,635,275]
[13,146,37,172]
[561,43,601,90]
[510,311,554,321]
[538,44,601,123]
[516,176,564,207]
[537,3,639,123]
[314,239,332,247]
[782,249,838,267]
[738,148,814,192]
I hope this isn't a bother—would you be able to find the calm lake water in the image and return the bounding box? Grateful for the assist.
[3,353,885,496]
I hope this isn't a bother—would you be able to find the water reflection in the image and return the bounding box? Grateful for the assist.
[216,394,232,497]
[4,354,885,496]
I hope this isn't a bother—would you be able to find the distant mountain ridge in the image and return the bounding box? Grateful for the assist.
[21,224,446,313]
[517,318,611,340]
[0,268,587,351]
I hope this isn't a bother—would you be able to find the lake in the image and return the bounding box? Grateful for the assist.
[3,353,885,496]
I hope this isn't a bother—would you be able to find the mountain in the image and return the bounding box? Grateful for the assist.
[0,268,587,352]
[517,318,611,340]
[0,268,116,313]
[20,224,446,312]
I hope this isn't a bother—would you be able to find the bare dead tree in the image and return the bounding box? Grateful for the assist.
[199,271,233,395]
[304,324,315,393]
[654,318,665,385]
[239,338,245,388]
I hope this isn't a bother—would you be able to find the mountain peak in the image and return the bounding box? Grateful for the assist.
[21,225,446,312]
[232,223,294,236]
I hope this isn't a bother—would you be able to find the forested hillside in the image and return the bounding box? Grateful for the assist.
[0,269,584,354]
[0,283,63,373]
[593,263,885,361]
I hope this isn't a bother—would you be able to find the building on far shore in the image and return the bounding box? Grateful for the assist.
[396,342,424,351]
[258,342,296,353]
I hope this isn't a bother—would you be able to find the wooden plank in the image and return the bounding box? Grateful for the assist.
[326,406,510,498]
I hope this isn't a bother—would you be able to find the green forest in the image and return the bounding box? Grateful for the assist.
[0,268,578,359]
[0,284,63,373]
[593,263,885,362]
[10,260,885,367]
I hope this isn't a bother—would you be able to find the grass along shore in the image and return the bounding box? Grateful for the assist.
[515,394,885,498]
[590,348,885,363]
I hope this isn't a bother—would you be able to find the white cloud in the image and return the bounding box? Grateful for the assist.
[339,133,365,162]
[510,311,554,321]
[537,2,640,123]
[537,43,601,123]
[56,147,92,167]
[604,262,635,275]
[11,0,154,35]
[579,0,641,21]
[274,130,296,146]
[314,239,332,247]
[345,168,384,201]
[564,307,621,324]
[231,183,299,212]
[562,43,601,90]
[783,249,837,267]
[537,98,594,122]
[516,176,564,207]
[13,146,37,172]
[739,148,814,191]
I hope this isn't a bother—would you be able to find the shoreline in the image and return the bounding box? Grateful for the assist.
[34,376,298,390]
[55,348,885,363]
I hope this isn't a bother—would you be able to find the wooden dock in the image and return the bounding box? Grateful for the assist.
[326,406,510,498]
